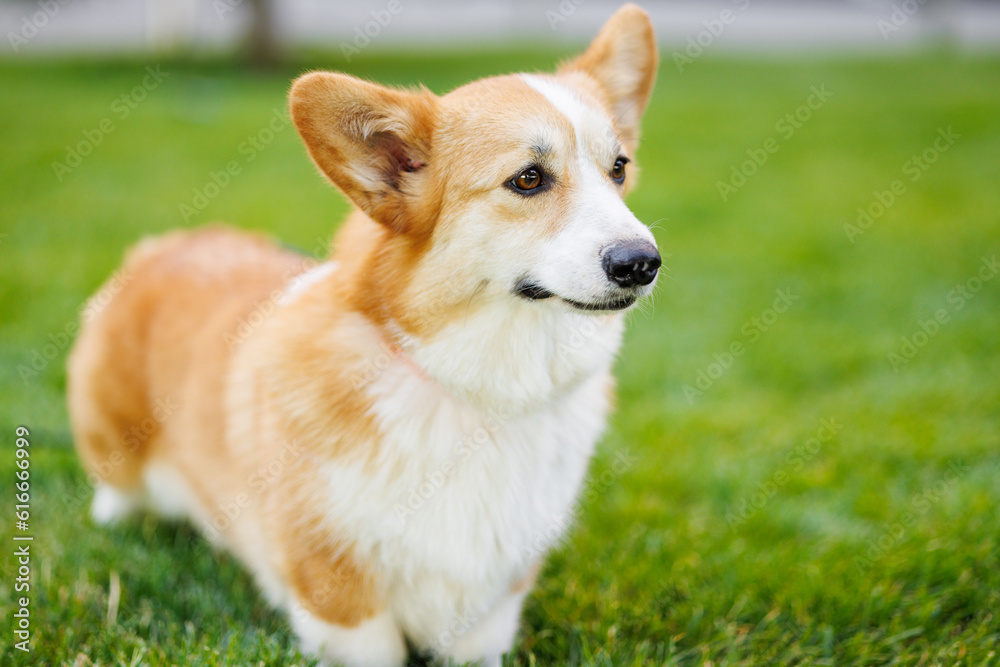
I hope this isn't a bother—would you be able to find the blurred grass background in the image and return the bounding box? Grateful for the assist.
[1,47,999,665]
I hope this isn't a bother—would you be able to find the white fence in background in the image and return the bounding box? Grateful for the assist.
[3,0,1000,57]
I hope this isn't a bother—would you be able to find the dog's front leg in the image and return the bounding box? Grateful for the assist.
[291,605,407,667]
[436,590,529,667]
[280,540,406,667]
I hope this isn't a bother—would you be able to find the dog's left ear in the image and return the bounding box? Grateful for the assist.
[559,3,658,153]
[289,71,440,237]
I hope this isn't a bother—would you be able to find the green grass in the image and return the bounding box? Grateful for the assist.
[2,47,999,666]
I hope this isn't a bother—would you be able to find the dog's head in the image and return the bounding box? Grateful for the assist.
[291,4,659,322]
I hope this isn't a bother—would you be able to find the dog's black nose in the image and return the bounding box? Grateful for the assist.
[603,241,661,288]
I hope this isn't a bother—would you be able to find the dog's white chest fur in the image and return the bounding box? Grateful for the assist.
[318,308,622,648]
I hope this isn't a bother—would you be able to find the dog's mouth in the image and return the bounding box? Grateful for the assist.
[514,280,637,312]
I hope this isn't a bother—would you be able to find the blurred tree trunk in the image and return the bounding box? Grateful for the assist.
[246,0,281,68]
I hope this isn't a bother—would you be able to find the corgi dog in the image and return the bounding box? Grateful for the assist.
[67,4,659,665]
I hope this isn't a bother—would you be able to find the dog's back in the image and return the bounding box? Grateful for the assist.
[68,227,306,520]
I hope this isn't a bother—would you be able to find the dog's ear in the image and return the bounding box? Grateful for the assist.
[290,72,439,236]
[559,3,657,153]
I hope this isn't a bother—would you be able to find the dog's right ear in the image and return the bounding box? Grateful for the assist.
[289,72,439,236]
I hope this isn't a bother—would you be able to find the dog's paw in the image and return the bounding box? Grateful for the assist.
[90,484,142,525]
[293,607,407,667]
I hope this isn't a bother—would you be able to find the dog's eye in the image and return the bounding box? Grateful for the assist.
[611,157,628,184]
[511,168,543,193]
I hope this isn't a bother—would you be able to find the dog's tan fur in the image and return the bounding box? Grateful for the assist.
[69,5,658,663]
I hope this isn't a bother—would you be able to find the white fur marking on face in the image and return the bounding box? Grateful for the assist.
[521,74,590,139]
[516,74,657,308]
[279,261,339,306]
[520,74,619,163]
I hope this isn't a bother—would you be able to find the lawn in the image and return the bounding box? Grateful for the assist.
[1,45,999,666]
